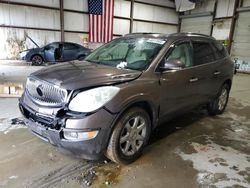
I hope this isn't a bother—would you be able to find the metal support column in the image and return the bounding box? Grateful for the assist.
[59,0,65,42]
[210,0,218,36]
[228,0,240,53]
[129,0,134,33]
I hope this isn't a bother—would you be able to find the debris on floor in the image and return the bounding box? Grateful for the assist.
[0,117,26,134]
[77,167,97,187]
[11,118,25,125]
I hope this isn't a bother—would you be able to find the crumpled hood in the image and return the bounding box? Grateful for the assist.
[30,61,142,90]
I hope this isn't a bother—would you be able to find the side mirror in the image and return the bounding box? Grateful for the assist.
[159,58,185,71]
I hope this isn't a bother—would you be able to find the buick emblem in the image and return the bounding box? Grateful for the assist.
[36,85,43,97]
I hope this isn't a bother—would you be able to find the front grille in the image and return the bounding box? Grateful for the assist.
[20,104,56,128]
[26,77,67,106]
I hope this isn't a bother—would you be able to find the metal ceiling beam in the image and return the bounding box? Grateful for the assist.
[237,6,250,12]
[0,25,61,32]
[133,0,176,10]
[133,18,178,26]
[179,12,213,19]
[0,0,59,11]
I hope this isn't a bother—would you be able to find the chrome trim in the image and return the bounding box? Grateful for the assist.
[26,77,68,107]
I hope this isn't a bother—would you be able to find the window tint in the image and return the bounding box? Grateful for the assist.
[192,41,216,65]
[211,41,228,60]
[45,43,58,50]
[167,42,193,68]
[64,43,78,50]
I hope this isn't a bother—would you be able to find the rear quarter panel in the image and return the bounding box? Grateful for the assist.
[213,57,234,95]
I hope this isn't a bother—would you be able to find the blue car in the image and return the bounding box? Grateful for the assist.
[20,42,91,65]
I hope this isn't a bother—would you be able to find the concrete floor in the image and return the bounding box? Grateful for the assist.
[0,73,250,188]
[0,64,42,84]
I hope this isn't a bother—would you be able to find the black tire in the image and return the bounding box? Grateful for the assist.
[207,84,230,115]
[106,107,151,164]
[31,55,44,66]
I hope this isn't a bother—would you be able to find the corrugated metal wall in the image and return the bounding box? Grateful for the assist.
[180,0,215,35]
[181,16,213,35]
[231,11,250,62]
[0,0,61,59]
[179,0,250,72]
[180,0,235,39]
[212,0,234,40]
[0,0,178,59]
[133,3,178,33]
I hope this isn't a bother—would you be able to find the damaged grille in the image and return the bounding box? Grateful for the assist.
[26,77,67,106]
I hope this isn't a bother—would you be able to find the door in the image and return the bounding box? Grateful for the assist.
[159,41,203,119]
[181,16,213,35]
[191,40,218,102]
[44,42,59,62]
[231,12,250,65]
[63,43,79,61]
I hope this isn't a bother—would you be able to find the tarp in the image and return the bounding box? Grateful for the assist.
[175,0,196,12]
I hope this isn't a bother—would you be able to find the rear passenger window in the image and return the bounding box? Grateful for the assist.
[211,42,228,60]
[192,41,216,65]
[64,43,78,50]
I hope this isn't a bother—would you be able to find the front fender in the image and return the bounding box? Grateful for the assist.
[104,79,160,128]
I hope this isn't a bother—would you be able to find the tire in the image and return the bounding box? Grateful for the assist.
[207,84,230,115]
[106,107,151,164]
[31,55,43,66]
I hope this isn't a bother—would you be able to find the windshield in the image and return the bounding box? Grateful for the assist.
[85,37,166,71]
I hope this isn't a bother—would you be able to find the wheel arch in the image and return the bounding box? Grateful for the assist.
[223,79,232,91]
[110,99,158,131]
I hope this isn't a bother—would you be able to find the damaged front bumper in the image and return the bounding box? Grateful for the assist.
[19,94,116,160]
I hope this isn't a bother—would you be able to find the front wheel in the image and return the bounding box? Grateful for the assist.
[207,84,230,115]
[31,55,43,66]
[106,107,151,164]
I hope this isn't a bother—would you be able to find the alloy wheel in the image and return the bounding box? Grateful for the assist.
[218,88,228,111]
[119,116,147,156]
[32,56,43,65]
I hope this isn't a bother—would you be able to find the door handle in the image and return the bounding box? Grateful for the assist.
[189,77,199,83]
[214,71,221,75]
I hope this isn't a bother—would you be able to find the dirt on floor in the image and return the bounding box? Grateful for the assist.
[0,73,250,188]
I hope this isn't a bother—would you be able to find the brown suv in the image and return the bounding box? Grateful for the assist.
[19,33,234,164]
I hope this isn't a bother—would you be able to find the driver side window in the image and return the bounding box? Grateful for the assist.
[45,43,58,50]
[167,42,193,68]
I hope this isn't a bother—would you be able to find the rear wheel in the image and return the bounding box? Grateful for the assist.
[207,84,230,115]
[31,55,43,66]
[106,107,151,164]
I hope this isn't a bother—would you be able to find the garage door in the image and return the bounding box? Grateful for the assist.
[231,12,250,62]
[180,16,213,35]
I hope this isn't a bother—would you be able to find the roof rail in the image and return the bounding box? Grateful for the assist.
[124,32,162,36]
[169,32,215,39]
[122,32,215,40]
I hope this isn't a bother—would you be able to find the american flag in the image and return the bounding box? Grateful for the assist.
[88,0,114,43]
